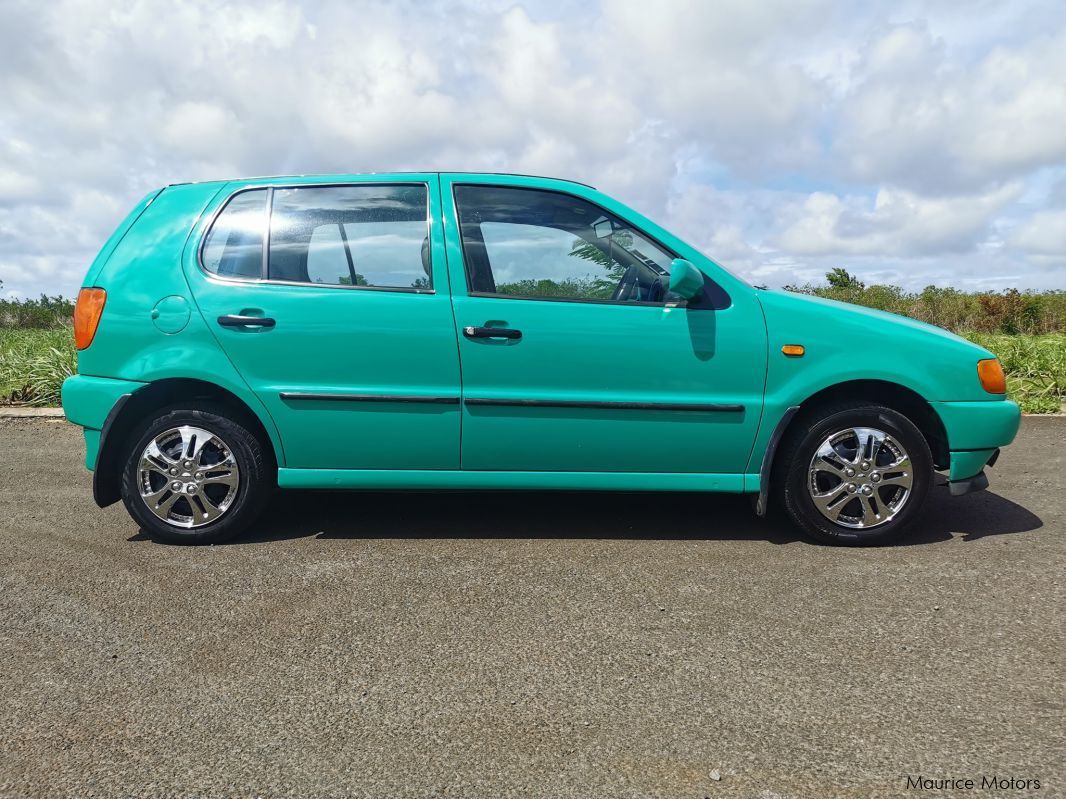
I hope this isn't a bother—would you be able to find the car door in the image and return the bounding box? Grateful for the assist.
[441,174,767,477]
[182,176,461,470]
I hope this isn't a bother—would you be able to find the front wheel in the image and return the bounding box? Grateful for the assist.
[120,405,271,544]
[776,403,933,545]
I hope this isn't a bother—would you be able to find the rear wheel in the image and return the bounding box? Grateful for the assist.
[120,405,271,544]
[776,403,933,545]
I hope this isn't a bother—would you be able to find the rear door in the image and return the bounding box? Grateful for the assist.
[441,174,767,477]
[183,176,461,470]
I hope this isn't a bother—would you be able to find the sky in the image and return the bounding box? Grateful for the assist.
[1,0,1065,298]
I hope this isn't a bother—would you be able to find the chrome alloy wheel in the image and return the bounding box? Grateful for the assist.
[138,425,240,529]
[807,426,913,530]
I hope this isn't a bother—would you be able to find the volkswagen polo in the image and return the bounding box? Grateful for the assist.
[62,173,1020,545]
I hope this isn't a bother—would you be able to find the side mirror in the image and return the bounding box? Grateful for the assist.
[668,258,704,300]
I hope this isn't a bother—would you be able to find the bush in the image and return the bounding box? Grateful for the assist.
[784,280,1066,335]
[0,294,75,329]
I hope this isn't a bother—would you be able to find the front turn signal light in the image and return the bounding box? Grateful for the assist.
[73,288,106,350]
[977,358,1006,394]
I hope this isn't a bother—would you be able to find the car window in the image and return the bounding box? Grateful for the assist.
[201,189,268,279]
[269,184,430,289]
[453,185,680,304]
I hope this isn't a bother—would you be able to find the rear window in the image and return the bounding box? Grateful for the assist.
[200,184,431,290]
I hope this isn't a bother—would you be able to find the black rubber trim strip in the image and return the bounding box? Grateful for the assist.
[755,405,800,517]
[463,397,744,412]
[280,392,460,404]
[92,392,132,508]
[948,470,989,497]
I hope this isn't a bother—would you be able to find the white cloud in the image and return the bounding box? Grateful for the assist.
[1010,209,1066,255]
[835,22,1066,192]
[777,183,1022,256]
[0,0,1063,296]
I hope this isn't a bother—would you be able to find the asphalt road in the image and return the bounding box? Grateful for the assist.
[0,417,1062,798]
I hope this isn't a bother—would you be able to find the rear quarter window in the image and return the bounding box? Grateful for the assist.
[201,189,268,279]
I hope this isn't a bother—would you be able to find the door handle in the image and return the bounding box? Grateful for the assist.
[463,325,522,340]
[217,314,276,329]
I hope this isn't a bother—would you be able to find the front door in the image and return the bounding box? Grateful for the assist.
[183,177,461,470]
[441,176,766,476]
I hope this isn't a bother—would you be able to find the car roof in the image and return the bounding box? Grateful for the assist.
[168,172,596,190]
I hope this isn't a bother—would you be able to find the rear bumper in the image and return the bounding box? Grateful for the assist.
[61,375,145,469]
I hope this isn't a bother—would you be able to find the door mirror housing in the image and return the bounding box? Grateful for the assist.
[668,258,704,300]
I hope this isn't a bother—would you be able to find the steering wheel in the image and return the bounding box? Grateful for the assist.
[611,265,641,302]
[611,265,667,303]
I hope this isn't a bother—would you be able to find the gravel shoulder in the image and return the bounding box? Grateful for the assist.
[0,417,1062,798]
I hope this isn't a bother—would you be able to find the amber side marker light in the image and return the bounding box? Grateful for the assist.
[781,344,805,357]
[73,288,106,350]
[977,358,1006,394]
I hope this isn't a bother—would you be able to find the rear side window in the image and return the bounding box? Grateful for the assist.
[200,184,431,290]
[201,189,268,279]
[269,185,430,289]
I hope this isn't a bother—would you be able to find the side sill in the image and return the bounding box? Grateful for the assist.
[277,468,752,493]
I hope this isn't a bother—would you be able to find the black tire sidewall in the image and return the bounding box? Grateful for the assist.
[120,405,269,544]
[781,405,933,546]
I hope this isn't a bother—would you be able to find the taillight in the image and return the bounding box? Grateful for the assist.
[73,288,106,350]
[977,358,1006,394]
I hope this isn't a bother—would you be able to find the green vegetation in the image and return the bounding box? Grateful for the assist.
[0,327,76,406]
[964,332,1066,414]
[0,276,1062,412]
[0,294,75,329]
[785,269,1066,335]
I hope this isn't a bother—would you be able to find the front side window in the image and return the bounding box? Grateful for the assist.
[201,184,431,289]
[454,185,680,304]
[269,184,430,289]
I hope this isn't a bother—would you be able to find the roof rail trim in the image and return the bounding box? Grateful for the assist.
[167,172,596,190]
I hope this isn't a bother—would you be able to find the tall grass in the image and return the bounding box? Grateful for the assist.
[965,333,1066,414]
[0,328,77,407]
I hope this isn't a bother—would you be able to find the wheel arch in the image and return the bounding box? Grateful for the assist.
[755,379,948,516]
[788,380,948,467]
[93,378,280,508]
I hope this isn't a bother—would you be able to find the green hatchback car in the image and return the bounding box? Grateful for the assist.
[63,172,1020,546]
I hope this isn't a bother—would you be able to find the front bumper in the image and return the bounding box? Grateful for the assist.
[933,398,1020,493]
[61,375,146,469]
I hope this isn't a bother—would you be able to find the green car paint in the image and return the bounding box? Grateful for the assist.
[68,181,287,469]
[62,171,1020,508]
[181,175,461,471]
[439,173,766,477]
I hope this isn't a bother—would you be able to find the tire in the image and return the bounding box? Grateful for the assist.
[120,403,271,544]
[775,403,933,546]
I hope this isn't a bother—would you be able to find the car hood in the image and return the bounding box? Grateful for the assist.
[758,289,994,357]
